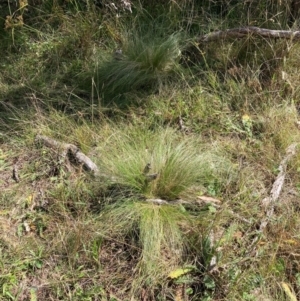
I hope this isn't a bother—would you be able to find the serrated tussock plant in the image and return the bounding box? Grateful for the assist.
[94,33,183,101]
[98,126,236,200]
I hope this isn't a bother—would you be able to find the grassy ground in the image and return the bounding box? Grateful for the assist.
[2,1,300,300]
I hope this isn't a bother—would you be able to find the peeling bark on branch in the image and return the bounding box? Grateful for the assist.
[197,27,300,43]
[35,135,100,176]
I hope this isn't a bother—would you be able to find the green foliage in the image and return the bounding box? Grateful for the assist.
[93,32,183,102]
[98,126,236,200]
[2,1,300,300]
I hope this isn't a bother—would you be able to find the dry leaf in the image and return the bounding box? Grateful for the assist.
[281,282,297,301]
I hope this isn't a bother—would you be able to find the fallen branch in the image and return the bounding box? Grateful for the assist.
[197,26,300,43]
[35,135,100,176]
[249,143,298,254]
[145,198,188,205]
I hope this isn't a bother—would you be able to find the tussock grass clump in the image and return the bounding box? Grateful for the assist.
[98,126,236,200]
[94,33,183,101]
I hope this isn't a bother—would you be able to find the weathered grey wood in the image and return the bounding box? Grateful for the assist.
[35,135,100,176]
[248,143,298,255]
[197,26,300,43]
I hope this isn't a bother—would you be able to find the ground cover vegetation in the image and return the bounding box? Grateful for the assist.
[2,0,300,300]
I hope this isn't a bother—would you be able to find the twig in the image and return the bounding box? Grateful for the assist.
[35,135,100,176]
[226,209,252,224]
[145,198,185,205]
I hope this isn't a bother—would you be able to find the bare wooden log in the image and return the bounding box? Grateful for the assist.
[197,26,300,43]
[35,135,100,176]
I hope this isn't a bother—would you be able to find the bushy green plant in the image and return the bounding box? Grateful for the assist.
[98,126,236,200]
[94,32,184,102]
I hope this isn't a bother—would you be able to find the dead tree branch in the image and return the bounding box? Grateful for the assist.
[197,26,300,43]
[35,135,100,176]
[249,143,298,254]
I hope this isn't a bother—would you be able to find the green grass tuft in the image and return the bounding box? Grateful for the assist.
[94,33,184,102]
[98,126,236,200]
